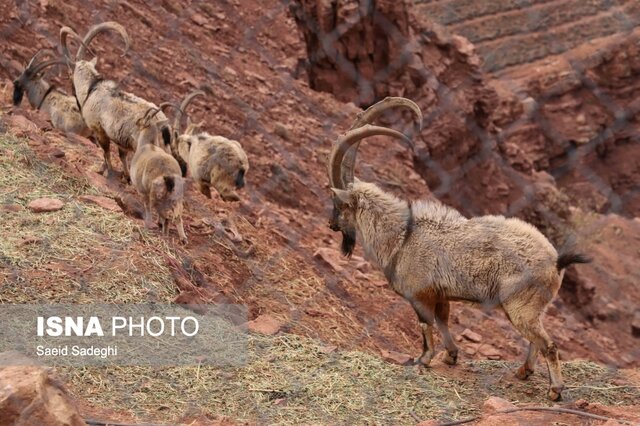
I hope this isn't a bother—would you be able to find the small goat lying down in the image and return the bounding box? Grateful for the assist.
[60,22,172,181]
[327,97,590,401]
[130,109,187,243]
[170,90,249,202]
[13,49,90,137]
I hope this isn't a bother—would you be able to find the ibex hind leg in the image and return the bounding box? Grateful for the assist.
[504,300,564,401]
[516,342,539,380]
[435,301,458,365]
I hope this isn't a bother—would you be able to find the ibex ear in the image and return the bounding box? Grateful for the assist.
[90,57,98,66]
[330,188,352,205]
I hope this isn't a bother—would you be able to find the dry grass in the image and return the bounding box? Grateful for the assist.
[0,132,177,303]
[467,359,640,406]
[63,333,639,425]
[1,132,638,425]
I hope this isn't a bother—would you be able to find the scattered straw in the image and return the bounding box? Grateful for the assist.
[1,133,638,425]
[62,334,639,425]
[0,133,176,303]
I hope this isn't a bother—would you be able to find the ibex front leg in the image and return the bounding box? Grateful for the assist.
[118,147,131,183]
[435,301,459,365]
[95,128,115,178]
[142,198,153,229]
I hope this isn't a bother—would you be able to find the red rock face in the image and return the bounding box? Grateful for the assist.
[495,30,640,219]
[0,0,638,402]
[0,358,85,426]
[289,0,573,244]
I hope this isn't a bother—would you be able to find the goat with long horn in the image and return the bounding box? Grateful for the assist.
[326,96,590,401]
[61,22,172,181]
[13,49,90,136]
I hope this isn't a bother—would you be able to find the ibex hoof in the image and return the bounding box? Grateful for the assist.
[221,193,240,202]
[412,358,430,368]
[414,353,434,367]
[515,366,534,380]
[548,386,563,401]
[443,351,458,366]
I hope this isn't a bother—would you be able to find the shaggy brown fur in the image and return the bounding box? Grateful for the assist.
[61,23,171,181]
[176,131,248,201]
[130,136,187,243]
[327,97,590,401]
[13,50,90,137]
[159,90,249,201]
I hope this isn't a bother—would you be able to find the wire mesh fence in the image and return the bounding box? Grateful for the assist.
[0,0,639,424]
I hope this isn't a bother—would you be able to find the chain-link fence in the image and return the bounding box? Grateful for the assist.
[0,0,639,424]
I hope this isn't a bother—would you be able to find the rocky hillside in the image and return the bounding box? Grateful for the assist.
[415,0,640,75]
[0,0,639,424]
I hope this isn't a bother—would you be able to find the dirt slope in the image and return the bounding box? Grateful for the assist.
[0,0,639,424]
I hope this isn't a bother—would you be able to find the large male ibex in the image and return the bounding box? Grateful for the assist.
[60,22,172,181]
[327,97,590,401]
[13,49,90,137]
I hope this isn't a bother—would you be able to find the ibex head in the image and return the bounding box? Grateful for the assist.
[208,138,248,202]
[327,97,422,257]
[13,49,66,106]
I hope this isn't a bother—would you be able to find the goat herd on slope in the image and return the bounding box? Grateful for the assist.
[12,21,592,402]
[13,22,248,243]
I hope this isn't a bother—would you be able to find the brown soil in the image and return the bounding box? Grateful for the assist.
[0,0,639,424]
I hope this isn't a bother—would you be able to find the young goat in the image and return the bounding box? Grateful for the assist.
[129,108,187,243]
[13,49,90,137]
[60,22,172,181]
[170,90,249,201]
[327,97,590,401]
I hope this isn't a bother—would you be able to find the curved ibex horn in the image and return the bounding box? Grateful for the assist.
[328,125,413,190]
[60,26,90,65]
[349,97,423,132]
[328,97,422,189]
[174,90,206,136]
[25,49,58,72]
[77,21,130,60]
[158,102,182,114]
[29,58,68,76]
